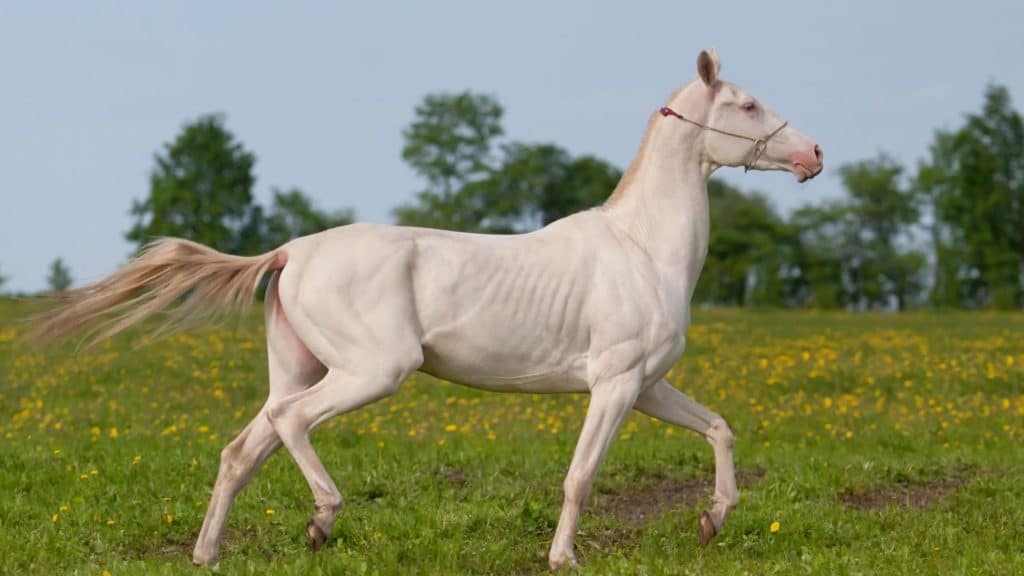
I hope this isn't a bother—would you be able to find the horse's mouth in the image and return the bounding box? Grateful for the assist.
[793,163,822,182]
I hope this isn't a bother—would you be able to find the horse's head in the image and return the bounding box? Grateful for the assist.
[664,49,823,182]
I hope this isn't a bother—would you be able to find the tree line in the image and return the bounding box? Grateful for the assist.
[4,84,1021,309]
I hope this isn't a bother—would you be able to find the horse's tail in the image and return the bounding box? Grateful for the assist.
[31,238,287,347]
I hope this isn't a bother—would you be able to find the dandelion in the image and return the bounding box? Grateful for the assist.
[108,427,119,439]
[132,455,142,465]
[770,521,780,533]
[265,508,276,516]
[444,424,457,432]
[106,519,115,526]
[164,514,173,524]
[51,513,58,523]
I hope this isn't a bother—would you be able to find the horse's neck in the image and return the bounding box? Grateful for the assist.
[601,113,711,297]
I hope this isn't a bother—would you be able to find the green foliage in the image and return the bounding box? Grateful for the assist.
[529,152,621,225]
[696,180,793,307]
[394,93,620,232]
[0,265,7,292]
[789,203,850,309]
[916,84,1024,309]
[112,83,1022,312]
[247,188,356,252]
[837,154,926,310]
[776,155,927,310]
[126,115,354,255]
[46,258,73,293]
[393,92,505,230]
[467,144,622,232]
[127,114,257,253]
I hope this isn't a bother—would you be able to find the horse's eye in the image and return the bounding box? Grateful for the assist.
[741,102,757,112]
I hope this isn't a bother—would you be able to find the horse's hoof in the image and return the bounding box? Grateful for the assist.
[306,519,328,551]
[698,511,717,547]
[191,549,218,567]
[548,554,577,571]
[548,547,578,571]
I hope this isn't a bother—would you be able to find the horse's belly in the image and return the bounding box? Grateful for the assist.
[419,337,590,393]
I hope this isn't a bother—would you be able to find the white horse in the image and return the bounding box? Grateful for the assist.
[35,49,822,569]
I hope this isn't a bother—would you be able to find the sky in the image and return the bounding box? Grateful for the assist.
[2,1,1022,292]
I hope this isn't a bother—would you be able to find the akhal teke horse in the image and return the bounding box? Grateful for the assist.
[35,49,822,569]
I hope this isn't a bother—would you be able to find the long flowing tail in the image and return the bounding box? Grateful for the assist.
[31,238,287,347]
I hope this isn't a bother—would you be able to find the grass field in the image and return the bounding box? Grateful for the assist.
[1,299,1023,575]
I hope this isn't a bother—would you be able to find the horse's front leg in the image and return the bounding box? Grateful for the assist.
[633,378,737,546]
[549,371,642,570]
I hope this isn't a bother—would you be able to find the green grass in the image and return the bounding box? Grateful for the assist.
[2,299,1023,575]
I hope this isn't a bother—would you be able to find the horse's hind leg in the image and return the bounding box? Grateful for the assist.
[192,272,325,566]
[267,348,422,550]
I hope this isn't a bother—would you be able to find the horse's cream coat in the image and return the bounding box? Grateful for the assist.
[36,50,822,570]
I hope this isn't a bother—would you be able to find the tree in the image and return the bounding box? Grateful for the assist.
[916,84,1024,309]
[0,265,7,292]
[465,143,622,232]
[46,258,73,293]
[915,130,961,307]
[261,188,355,249]
[837,154,925,310]
[531,152,621,225]
[695,180,794,307]
[789,203,851,309]
[127,114,257,253]
[784,155,926,311]
[393,92,504,230]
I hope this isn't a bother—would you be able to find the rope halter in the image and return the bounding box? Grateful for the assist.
[659,106,788,172]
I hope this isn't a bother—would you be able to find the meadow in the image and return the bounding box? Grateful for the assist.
[1,299,1022,575]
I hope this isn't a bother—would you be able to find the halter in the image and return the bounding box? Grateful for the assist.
[659,106,788,172]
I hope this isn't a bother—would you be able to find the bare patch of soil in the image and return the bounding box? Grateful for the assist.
[841,475,968,510]
[145,538,193,560]
[600,468,765,526]
[434,465,468,488]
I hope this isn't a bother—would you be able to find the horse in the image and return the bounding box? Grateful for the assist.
[33,49,822,570]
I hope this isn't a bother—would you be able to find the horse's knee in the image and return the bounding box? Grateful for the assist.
[705,418,734,449]
[563,469,594,504]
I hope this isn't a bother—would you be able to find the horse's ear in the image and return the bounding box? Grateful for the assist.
[697,49,720,86]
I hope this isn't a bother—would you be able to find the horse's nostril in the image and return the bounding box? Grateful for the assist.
[813,145,823,164]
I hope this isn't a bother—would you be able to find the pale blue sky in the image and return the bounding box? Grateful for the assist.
[2,1,1022,292]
